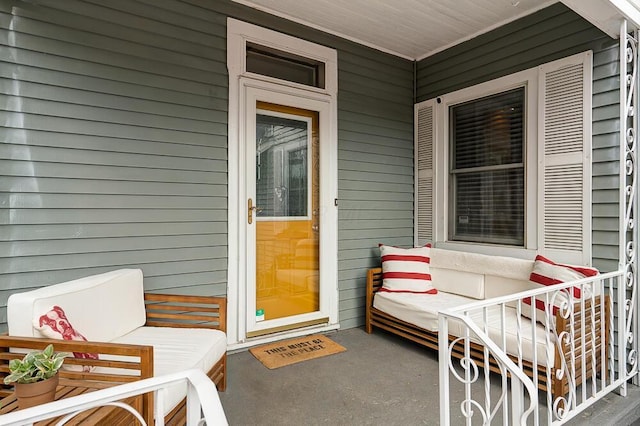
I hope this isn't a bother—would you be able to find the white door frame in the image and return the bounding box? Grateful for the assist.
[227,19,339,349]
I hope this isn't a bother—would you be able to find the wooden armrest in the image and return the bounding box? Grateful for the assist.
[366,268,383,293]
[0,335,154,397]
[366,268,383,315]
[144,293,227,333]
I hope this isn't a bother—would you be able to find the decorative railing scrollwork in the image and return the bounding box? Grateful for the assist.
[443,314,538,425]
[622,27,639,379]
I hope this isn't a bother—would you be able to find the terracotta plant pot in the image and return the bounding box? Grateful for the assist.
[14,374,59,410]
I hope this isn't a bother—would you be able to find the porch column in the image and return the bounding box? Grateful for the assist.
[619,20,640,391]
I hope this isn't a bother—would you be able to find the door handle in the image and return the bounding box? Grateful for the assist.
[248,198,263,224]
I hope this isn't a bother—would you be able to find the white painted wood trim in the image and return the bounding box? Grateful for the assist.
[227,22,242,345]
[227,18,338,96]
[242,81,336,335]
[562,0,640,39]
[232,0,557,61]
[421,51,592,261]
[537,51,593,265]
[430,67,538,256]
[583,52,594,265]
[417,0,558,60]
[227,18,338,345]
[227,323,340,352]
[414,99,436,246]
[230,1,414,60]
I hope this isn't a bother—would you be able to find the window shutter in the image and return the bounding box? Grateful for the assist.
[415,100,435,246]
[538,52,592,264]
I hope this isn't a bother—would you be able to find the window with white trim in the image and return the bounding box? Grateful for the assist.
[449,87,525,246]
[415,51,592,264]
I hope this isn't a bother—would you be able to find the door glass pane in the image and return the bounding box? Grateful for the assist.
[255,105,319,323]
[256,114,308,218]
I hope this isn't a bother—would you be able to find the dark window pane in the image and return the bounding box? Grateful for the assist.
[247,43,325,89]
[452,169,524,245]
[449,87,525,246]
[452,88,524,170]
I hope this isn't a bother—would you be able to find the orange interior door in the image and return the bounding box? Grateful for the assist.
[253,102,320,323]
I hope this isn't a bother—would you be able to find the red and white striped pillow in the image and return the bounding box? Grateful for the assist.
[379,244,437,294]
[523,255,598,322]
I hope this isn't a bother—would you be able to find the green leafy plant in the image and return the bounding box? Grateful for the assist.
[4,345,70,385]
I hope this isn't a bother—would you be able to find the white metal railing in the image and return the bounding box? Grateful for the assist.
[0,369,228,426]
[438,271,629,425]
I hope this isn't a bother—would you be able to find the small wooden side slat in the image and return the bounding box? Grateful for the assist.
[146,312,220,322]
[144,293,227,333]
[144,304,221,313]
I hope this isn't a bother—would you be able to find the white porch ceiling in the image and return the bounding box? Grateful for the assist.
[232,0,559,60]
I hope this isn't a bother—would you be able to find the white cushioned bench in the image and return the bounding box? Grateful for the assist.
[1,269,227,425]
[366,247,610,400]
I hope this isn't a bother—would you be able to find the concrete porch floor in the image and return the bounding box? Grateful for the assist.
[218,327,640,425]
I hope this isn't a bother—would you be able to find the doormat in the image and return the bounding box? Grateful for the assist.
[249,334,346,369]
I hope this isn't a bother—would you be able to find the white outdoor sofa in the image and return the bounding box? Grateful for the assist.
[365,248,610,400]
[0,269,227,425]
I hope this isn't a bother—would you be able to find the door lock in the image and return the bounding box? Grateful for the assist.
[248,198,263,224]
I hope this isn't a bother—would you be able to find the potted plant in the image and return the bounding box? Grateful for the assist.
[4,344,70,409]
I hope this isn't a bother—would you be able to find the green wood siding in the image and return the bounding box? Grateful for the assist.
[416,3,607,101]
[0,0,414,330]
[416,3,619,272]
[0,0,231,326]
[592,40,621,272]
[0,0,622,334]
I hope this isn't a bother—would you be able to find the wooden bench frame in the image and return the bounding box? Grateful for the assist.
[364,267,610,400]
[0,293,226,426]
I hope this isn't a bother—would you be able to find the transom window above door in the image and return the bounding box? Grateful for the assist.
[246,43,325,89]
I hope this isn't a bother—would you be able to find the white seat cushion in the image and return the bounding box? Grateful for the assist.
[111,326,227,416]
[373,291,472,332]
[374,291,553,366]
[466,305,553,366]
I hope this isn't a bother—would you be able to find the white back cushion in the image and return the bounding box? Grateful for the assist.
[430,268,484,299]
[8,269,146,342]
[484,276,535,299]
[430,248,534,300]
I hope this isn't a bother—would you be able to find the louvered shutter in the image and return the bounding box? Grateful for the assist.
[538,52,592,264]
[415,100,435,246]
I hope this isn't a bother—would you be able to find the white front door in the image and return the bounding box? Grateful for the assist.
[227,19,338,347]
[243,83,336,338]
